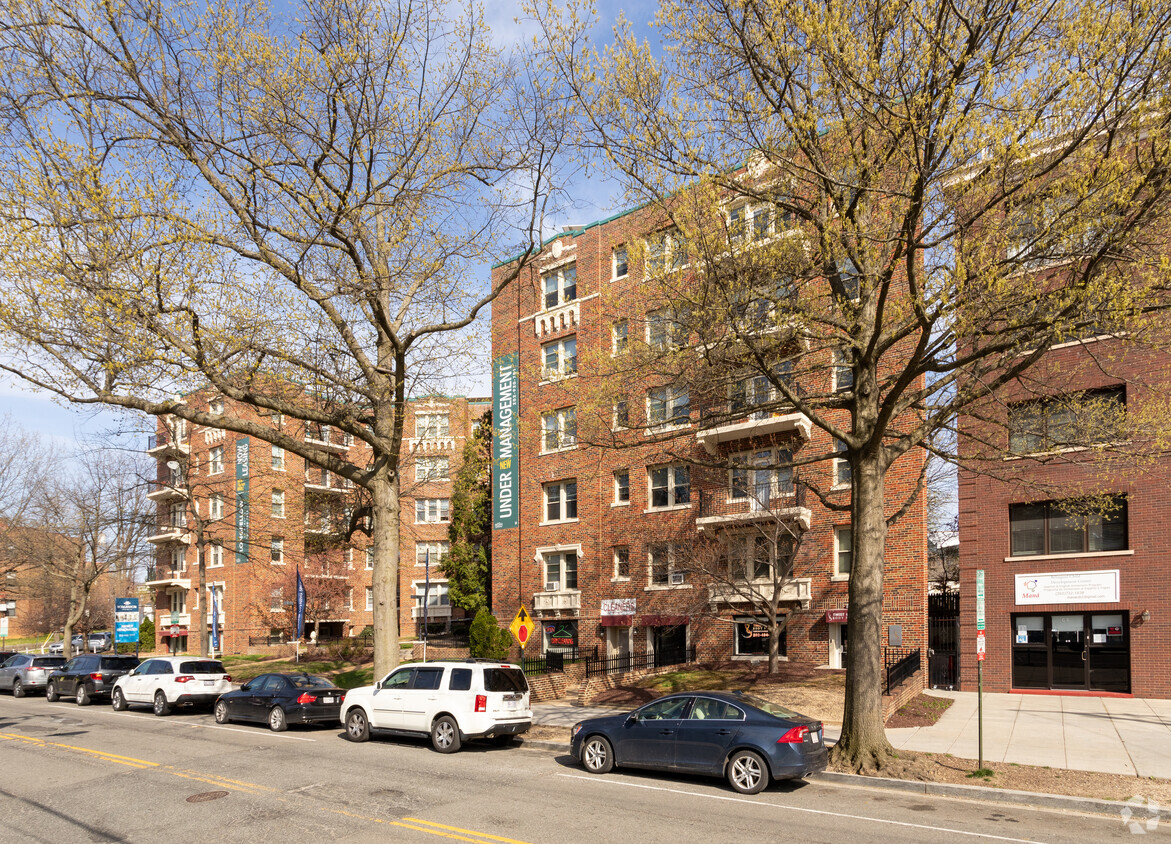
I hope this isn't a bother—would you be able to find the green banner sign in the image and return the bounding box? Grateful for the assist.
[492,353,519,530]
[235,437,250,564]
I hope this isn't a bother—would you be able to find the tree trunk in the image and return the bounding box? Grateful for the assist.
[768,621,780,675]
[831,453,896,772]
[370,468,401,680]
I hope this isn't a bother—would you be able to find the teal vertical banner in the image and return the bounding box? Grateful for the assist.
[492,353,519,530]
[235,438,250,563]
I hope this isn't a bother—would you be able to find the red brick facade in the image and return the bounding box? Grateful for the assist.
[147,393,487,654]
[958,339,1171,697]
[490,204,927,668]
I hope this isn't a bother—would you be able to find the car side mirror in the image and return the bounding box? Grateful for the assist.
[625,713,640,726]
[127,668,137,676]
[241,681,252,691]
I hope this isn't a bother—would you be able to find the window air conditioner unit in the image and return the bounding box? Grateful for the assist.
[546,581,559,592]
[670,572,685,585]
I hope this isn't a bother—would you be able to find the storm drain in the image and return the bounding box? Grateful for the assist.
[186,791,230,803]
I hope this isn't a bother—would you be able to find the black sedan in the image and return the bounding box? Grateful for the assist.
[570,691,827,794]
[214,673,345,732]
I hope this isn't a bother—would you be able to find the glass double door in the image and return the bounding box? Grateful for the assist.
[1012,613,1129,692]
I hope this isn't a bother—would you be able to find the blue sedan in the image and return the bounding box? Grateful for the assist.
[570,691,827,794]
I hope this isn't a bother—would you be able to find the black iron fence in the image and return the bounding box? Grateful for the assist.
[416,618,472,649]
[928,617,960,689]
[247,632,374,649]
[584,644,697,679]
[884,647,922,695]
[521,645,597,676]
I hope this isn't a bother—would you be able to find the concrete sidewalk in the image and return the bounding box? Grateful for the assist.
[882,690,1171,777]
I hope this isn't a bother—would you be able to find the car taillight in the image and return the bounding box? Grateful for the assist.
[223,675,232,682]
[175,675,194,683]
[777,725,810,744]
[89,673,103,682]
[297,693,317,705]
[475,694,487,712]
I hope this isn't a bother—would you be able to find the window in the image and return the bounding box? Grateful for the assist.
[613,470,630,505]
[266,536,284,565]
[727,534,794,581]
[416,456,450,481]
[541,406,577,452]
[209,493,224,520]
[271,445,285,470]
[449,668,473,691]
[613,246,629,279]
[168,502,185,528]
[647,385,689,429]
[728,202,774,245]
[345,548,354,569]
[207,542,224,569]
[270,588,283,611]
[208,445,224,475]
[416,413,450,439]
[729,365,794,417]
[649,464,690,509]
[646,307,686,350]
[415,498,451,524]
[365,548,374,570]
[415,540,450,567]
[613,398,629,430]
[833,348,854,393]
[1009,497,1127,556]
[730,448,793,504]
[1008,387,1125,455]
[834,440,851,487]
[366,587,374,611]
[611,320,628,355]
[835,526,852,576]
[613,546,630,579]
[542,264,578,309]
[170,547,186,573]
[209,397,224,416]
[414,580,450,609]
[346,588,354,611]
[648,542,686,585]
[736,619,786,657]
[645,227,685,276]
[543,480,578,523]
[544,551,578,591]
[542,336,577,378]
[271,490,285,518]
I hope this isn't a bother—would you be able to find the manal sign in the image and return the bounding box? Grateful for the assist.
[492,353,519,530]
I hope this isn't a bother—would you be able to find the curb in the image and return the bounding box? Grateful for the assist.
[516,739,1169,822]
[816,771,1171,821]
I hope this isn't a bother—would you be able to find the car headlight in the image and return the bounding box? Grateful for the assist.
[572,723,583,738]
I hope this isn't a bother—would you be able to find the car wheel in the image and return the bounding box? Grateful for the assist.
[345,708,370,742]
[727,749,768,795]
[268,706,287,732]
[214,700,229,724]
[45,682,58,702]
[112,688,128,711]
[581,735,614,774]
[12,679,24,699]
[153,690,171,716]
[76,684,90,706]
[430,715,461,754]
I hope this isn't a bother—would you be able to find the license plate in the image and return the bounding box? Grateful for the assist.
[503,700,517,711]
[322,697,336,704]
[204,680,216,686]
[811,731,820,743]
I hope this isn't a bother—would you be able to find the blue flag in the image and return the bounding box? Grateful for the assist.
[210,587,220,653]
[295,568,306,639]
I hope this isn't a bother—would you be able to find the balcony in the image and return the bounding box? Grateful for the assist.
[708,577,813,609]
[532,590,581,615]
[146,433,190,458]
[694,486,812,533]
[145,568,191,589]
[304,470,351,494]
[534,298,580,339]
[406,436,457,454]
[146,526,192,545]
[158,612,192,629]
[304,428,350,453]
[146,482,188,503]
[696,409,811,454]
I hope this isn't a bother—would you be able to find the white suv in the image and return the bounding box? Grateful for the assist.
[340,660,531,752]
[111,656,233,715]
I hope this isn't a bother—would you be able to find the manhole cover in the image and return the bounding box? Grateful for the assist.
[186,791,229,803]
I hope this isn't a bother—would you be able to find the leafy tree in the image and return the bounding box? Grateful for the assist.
[0,0,562,678]
[443,412,492,615]
[536,0,1171,771]
[468,607,510,660]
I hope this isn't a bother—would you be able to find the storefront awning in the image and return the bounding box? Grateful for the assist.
[640,615,689,627]
[825,609,848,624]
[600,615,633,627]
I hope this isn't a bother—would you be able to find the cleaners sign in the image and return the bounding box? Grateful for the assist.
[492,353,519,530]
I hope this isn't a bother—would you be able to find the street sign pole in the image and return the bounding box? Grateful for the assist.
[976,569,986,771]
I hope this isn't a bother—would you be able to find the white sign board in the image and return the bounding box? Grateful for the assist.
[1015,570,1120,606]
[975,569,985,630]
[601,598,636,616]
[0,617,7,637]
[976,630,986,659]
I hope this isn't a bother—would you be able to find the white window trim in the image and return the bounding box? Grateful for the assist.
[271,490,286,519]
[208,446,224,476]
[365,587,374,611]
[833,526,852,579]
[415,540,451,568]
[206,542,224,569]
[612,470,631,507]
[537,547,581,593]
[645,387,690,435]
[540,407,577,454]
[414,498,451,524]
[540,336,578,382]
[646,464,691,511]
[271,445,286,471]
[365,548,374,570]
[208,494,224,520]
[645,542,689,590]
[541,480,579,526]
[612,246,629,280]
[415,412,452,440]
[611,320,629,356]
[415,456,451,482]
[612,546,631,582]
[541,263,578,311]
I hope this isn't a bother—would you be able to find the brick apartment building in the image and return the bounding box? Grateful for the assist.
[146,392,489,654]
[958,337,1171,697]
[489,199,928,669]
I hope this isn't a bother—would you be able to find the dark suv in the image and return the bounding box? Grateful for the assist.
[46,654,140,706]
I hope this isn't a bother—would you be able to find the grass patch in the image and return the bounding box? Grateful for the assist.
[333,667,375,689]
[966,768,996,780]
[637,669,734,693]
[220,654,272,665]
[227,659,349,683]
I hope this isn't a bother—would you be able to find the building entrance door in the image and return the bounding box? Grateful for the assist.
[1050,614,1086,687]
[652,625,686,667]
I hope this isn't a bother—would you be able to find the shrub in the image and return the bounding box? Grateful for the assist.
[468,608,510,659]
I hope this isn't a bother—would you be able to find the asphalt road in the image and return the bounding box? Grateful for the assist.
[0,695,1154,843]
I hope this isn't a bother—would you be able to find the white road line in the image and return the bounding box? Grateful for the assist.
[40,703,317,741]
[556,774,1049,844]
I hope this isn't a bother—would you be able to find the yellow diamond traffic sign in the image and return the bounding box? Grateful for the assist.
[509,606,534,649]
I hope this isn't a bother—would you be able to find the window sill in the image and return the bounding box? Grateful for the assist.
[643,504,692,514]
[644,424,691,437]
[1004,549,1133,563]
[830,574,850,582]
[538,372,579,387]
[1002,442,1129,461]
[611,576,631,583]
[644,584,692,592]
[611,501,631,508]
[539,446,578,456]
[539,518,580,527]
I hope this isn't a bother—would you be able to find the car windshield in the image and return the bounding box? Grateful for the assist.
[100,657,140,670]
[180,661,225,674]
[734,693,802,720]
[483,668,528,693]
[287,674,332,689]
[33,657,66,668]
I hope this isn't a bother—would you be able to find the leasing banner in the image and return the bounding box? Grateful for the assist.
[492,353,519,530]
[235,438,250,563]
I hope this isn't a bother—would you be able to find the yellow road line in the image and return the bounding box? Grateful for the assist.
[0,732,158,769]
[325,809,532,844]
[173,768,278,793]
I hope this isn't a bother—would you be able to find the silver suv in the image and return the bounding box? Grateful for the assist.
[340,659,531,753]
